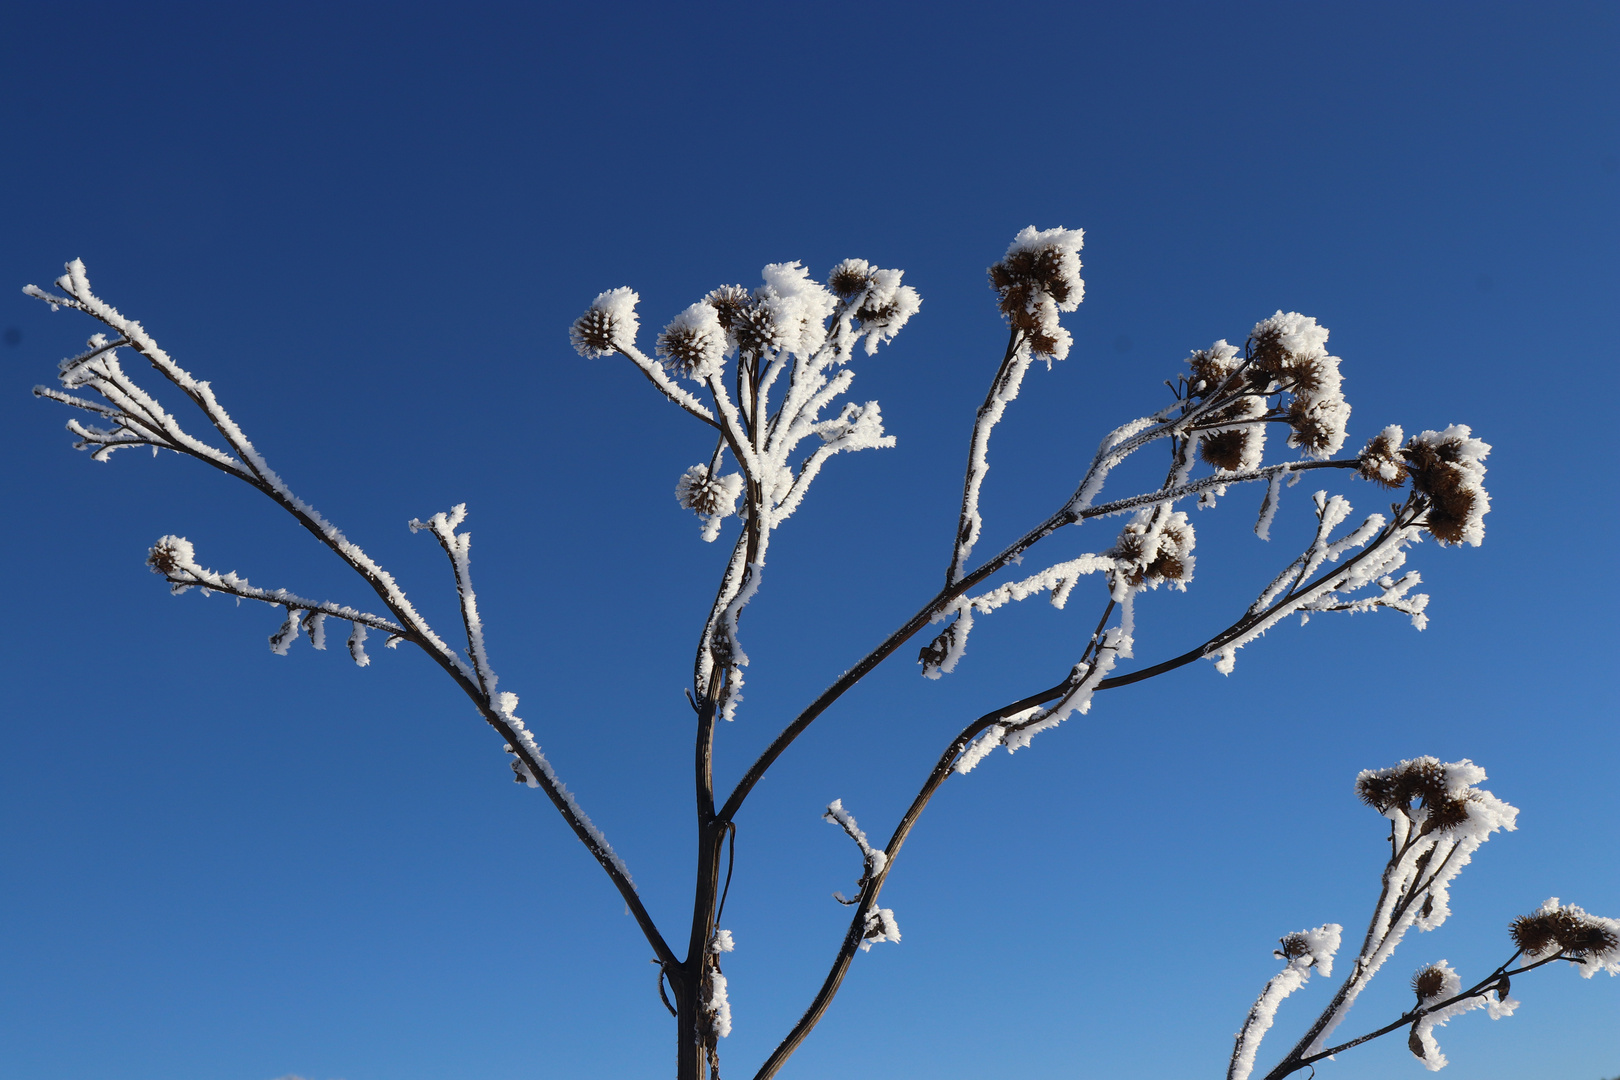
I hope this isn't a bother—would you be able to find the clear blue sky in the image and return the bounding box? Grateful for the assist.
[2,3,1615,1079]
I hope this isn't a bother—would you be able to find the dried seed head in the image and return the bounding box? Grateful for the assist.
[1412,964,1447,1000]
[1186,340,1240,396]
[849,266,922,355]
[1356,757,1448,814]
[1510,902,1620,961]
[1248,325,1289,377]
[1420,794,1473,835]
[656,302,728,381]
[569,287,640,358]
[1404,426,1491,547]
[1357,425,1409,488]
[1199,429,1251,472]
[988,227,1084,361]
[146,535,194,577]
[1111,511,1196,589]
[827,258,871,299]
[1285,394,1351,458]
[703,285,753,332]
[1276,933,1311,960]
[675,464,743,519]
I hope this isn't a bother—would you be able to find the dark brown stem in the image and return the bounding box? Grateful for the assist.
[751,682,1065,1080]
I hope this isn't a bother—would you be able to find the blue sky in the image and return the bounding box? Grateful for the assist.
[2,3,1616,1079]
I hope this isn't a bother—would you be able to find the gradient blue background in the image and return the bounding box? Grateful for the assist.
[2,4,1615,1079]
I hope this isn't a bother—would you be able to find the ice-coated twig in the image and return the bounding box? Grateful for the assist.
[823,798,888,883]
[31,263,674,973]
[145,534,407,661]
[946,329,1036,584]
[1255,759,1518,1079]
[1228,926,1342,1080]
[409,503,498,697]
[921,553,1115,678]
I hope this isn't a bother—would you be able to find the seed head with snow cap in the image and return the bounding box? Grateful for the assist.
[988,225,1084,360]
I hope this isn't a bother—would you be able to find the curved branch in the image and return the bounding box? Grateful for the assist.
[751,682,1065,1080]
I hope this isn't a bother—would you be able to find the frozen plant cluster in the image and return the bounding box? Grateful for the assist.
[1227,758,1615,1079]
[571,259,919,726]
[28,224,1586,1080]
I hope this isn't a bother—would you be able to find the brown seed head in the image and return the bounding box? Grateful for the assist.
[147,541,181,576]
[1512,907,1620,958]
[1276,933,1311,960]
[828,262,870,299]
[1199,429,1250,472]
[1286,397,1332,454]
[1357,758,1450,816]
[989,244,1075,317]
[703,285,752,332]
[1357,429,1410,488]
[570,308,619,356]
[1187,350,1234,398]
[1248,326,1289,376]
[1411,964,1447,1000]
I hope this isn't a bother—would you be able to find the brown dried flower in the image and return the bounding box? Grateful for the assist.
[1199,429,1251,472]
[1276,933,1311,960]
[1411,964,1447,1000]
[827,259,871,299]
[1403,428,1490,546]
[1510,906,1620,959]
[702,285,753,332]
[1357,426,1409,488]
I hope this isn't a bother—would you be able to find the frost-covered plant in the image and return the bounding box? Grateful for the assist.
[1229,758,1617,1080]
[27,227,1553,1080]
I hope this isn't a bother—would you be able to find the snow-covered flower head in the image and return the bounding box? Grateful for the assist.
[1198,394,1268,472]
[1186,338,1241,398]
[734,261,837,360]
[656,302,728,380]
[1509,899,1620,976]
[570,287,640,358]
[1110,509,1195,589]
[1286,393,1351,458]
[827,259,922,356]
[146,534,196,577]
[1249,312,1349,459]
[1404,425,1490,547]
[1249,311,1331,372]
[989,226,1085,360]
[1275,924,1342,975]
[1357,425,1409,488]
[1411,961,1457,1003]
[1354,757,1517,840]
[675,464,744,542]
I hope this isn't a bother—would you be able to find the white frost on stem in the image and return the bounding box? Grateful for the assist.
[1228,925,1342,1080]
